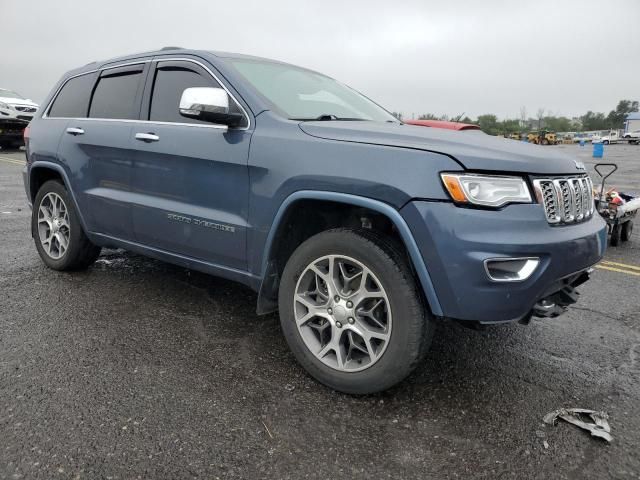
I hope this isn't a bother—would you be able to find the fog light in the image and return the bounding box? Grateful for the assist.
[484,257,540,282]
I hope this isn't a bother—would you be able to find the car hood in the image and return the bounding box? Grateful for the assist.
[0,96,38,107]
[299,121,585,175]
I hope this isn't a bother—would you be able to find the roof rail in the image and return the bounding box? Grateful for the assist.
[161,46,183,51]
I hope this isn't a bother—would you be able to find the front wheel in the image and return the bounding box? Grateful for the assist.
[32,180,101,270]
[278,228,434,394]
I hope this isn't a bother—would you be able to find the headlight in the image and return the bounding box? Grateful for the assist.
[0,102,11,110]
[440,173,532,207]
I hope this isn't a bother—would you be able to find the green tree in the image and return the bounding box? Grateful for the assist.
[543,116,573,132]
[500,119,521,134]
[418,113,440,120]
[606,100,639,129]
[580,111,608,131]
[476,114,500,135]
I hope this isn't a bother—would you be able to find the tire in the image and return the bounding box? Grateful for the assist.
[603,140,609,145]
[610,224,621,247]
[541,139,549,145]
[278,228,434,394]
[32,180,101,270]
[621,221,633,242]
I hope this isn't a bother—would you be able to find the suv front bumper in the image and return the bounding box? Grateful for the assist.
[401,201,607,323]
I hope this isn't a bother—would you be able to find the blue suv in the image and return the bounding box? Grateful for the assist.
[23,48,607,393]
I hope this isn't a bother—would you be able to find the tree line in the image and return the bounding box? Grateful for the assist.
[393,99,639,136]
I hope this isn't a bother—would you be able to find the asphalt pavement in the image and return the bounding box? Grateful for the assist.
[1,144,639,479]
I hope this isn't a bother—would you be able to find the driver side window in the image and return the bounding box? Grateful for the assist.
[149,63,220,125]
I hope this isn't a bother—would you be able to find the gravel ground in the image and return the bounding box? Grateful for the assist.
[1,144,639,479]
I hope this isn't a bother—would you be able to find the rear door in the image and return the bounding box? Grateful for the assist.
[57,63,148,240]
[129,58,252,270]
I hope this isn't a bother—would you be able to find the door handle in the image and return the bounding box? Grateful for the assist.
[135,132,160,142]
[66,127,84,136]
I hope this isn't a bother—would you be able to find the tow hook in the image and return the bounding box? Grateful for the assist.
[532,270,591,319]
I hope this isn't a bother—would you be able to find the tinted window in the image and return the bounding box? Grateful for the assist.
[48,74,95,118]
[149,64,246,126]
[89,71,142,119]
[149,66,220,124]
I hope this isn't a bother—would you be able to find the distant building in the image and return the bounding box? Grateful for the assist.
[624,112,640,133]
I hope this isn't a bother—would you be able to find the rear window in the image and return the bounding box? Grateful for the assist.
[89,70,143,120]
[48,74,95,118]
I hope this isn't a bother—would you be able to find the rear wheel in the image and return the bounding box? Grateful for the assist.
[610,224,621,246]
[278,228,434,394]
[32,180,101,270]
[621,221,633,242]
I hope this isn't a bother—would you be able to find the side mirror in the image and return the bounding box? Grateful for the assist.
[179,87,244,127]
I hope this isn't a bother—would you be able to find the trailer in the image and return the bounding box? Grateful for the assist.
[594,163,638,246]
[592,129,639,145]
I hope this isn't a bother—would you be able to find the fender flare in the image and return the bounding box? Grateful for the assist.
[29,161,91,234]
[257,190,443,317]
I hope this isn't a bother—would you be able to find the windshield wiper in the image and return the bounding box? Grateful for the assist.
[291,114,370,122]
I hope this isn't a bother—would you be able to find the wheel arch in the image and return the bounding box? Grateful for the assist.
[29,161,90,235]
[256,190,443,317]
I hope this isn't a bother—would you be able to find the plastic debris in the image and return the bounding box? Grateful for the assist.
[543,408,612,442]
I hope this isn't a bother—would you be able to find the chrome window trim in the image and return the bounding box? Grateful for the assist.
[43,57,251,131]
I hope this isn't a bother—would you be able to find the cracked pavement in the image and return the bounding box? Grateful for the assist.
[1,144,639,479]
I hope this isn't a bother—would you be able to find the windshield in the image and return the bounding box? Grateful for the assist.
[229,59,398,122]
[0,89,24,100]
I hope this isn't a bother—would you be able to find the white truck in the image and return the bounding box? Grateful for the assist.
[592,130,638,145]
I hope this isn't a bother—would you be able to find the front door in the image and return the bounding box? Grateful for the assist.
[129,59,252,271]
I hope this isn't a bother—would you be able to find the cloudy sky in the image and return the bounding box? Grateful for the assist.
[3,0,639,120]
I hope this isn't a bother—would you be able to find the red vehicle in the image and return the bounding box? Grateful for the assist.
[404,119,481,131]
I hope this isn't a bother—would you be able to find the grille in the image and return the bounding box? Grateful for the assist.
[14,106,37,113]
[533,176,594,225]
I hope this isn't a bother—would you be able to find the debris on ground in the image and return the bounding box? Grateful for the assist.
[543,408,612,442]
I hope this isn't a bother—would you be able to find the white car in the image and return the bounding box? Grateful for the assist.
[623,130,640,139]
[0,88,39,122]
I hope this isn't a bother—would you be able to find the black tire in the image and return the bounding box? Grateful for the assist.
[32,180,101,270]
[610,224,621,247]
[278,228,434,394]
[621,221,633,242]
[603,140,609,145]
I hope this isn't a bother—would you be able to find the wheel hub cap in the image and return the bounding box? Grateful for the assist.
[293,254,392,372]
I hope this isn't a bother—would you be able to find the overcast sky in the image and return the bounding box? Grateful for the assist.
[3,0,639,120]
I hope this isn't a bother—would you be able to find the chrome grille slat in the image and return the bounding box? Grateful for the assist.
[533,175,593,225]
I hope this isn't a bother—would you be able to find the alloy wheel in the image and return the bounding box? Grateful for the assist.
[293,255,392,372]
[37,192,70,260]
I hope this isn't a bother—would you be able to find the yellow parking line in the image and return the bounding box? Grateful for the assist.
[601,260,640,272]
[0,157,24,166]
[595,265,640,277]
